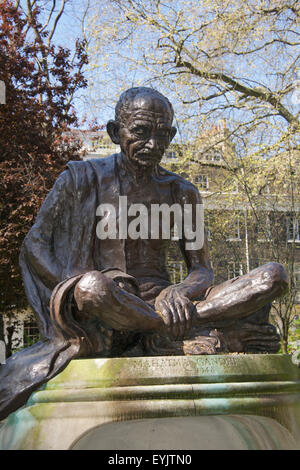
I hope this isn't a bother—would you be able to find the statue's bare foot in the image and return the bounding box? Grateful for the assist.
[183,330,223,355]
[221,323,280,353]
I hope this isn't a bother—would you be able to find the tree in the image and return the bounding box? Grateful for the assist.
[88,0,299,136]
[0,0,88,317]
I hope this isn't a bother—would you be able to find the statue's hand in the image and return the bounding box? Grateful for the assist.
[154,286,196,340]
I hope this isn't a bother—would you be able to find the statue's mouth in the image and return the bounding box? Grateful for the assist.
[137,152,153,158]
[135,152,161,162]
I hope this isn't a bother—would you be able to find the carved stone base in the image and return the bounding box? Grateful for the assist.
[0,354,299,450]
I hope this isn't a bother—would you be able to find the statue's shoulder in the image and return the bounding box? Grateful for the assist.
[66,154,119,187]
[85,153,119,171]
[157,165,200,200]
[67,153,118,172]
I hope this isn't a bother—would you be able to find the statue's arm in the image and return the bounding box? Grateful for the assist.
[176,232,214,301]
[19,169,77,339]
[176,182,213,300]
[20,169,74,290]
[171,181,213,300]
[154,182,213,338]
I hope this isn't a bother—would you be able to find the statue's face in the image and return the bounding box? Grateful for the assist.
[118,95,176,169]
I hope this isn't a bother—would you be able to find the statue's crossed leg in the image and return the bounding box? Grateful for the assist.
[73,262,287,353]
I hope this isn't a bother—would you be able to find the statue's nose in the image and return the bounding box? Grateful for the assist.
[146,137,159,150]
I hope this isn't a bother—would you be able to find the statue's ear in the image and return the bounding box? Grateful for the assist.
[170,126,177,142]
[107,120,120,144]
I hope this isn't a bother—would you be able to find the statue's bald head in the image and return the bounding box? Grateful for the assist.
[107,87,176,168]
[115,87,174,125]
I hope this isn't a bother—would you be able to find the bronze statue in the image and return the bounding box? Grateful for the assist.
[0,87,288,420]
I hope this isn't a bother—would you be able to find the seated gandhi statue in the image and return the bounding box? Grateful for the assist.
[0,87,288,420]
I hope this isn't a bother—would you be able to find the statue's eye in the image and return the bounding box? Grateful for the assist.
[156,129,169,140]
[132,126,150,138]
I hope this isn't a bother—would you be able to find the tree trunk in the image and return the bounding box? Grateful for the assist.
[281,338,288,354]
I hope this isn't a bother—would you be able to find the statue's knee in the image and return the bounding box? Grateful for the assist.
[74,270,114,311]
[263,262,288,294]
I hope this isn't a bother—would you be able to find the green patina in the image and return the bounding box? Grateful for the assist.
[18,403,57,450]
[0,402,57,450]
[44,357,130,390]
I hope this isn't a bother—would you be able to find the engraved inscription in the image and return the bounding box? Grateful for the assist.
[125,355,244,378]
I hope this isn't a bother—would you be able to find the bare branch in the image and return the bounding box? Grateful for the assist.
[47,0,66,46]
[40,0,57,33]
[231,38,300,56]
[175,56,298,125]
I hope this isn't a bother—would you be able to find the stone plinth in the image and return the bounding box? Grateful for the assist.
[0,354,299,450]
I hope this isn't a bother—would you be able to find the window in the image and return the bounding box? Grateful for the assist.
[23,320,40,347]
[205,149,222,162]
[257,215,272,242]
[228,262,243,279]
[168,261,187,284]
[287,217,300,242]
[294,268,300,303]
[98,142,110,149]
[195,175,209,190]
[166,151,177,160]
[227,216,241,240]
[232,182,239,193]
